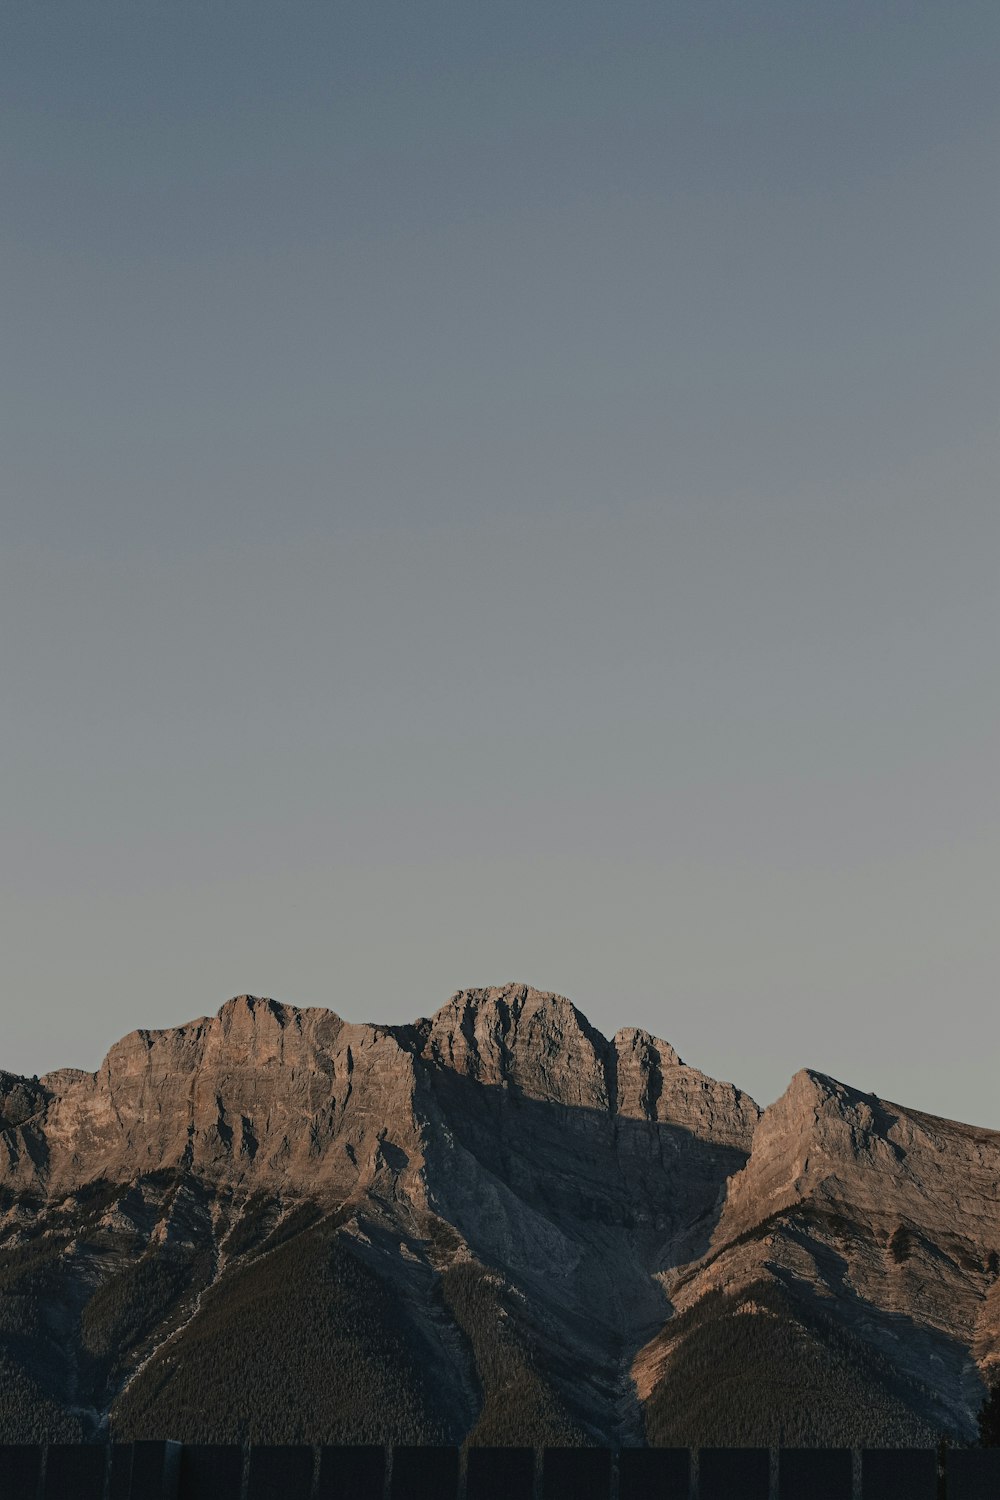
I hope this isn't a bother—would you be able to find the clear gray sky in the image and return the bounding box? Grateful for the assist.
[2,1,998,1123]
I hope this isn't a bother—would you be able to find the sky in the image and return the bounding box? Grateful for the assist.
[1,0,998,1123]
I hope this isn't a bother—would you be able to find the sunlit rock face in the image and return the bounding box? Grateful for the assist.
[0,983,997,1448]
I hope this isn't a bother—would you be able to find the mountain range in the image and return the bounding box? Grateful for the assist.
[1,984,997,1448]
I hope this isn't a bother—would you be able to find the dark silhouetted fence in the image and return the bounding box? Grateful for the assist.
[617,1448,689,1499]
[0,1440,973,1499]
[389,1445,459,1500]
[778,1447,853,1500]
[946,1448,1000,1500]
[0,1445,42,1499]
[542,1447,612,1500]
[860,1447,937,1500]
[246,1445,314,1500]
[180,1444,244,1500]
[465,1446,535,1500]
[698,1446,770,1500]
[315,1445,384,1500]
[42,1443,106,1500]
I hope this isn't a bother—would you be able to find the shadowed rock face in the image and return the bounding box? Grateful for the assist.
[0,984,997,1447]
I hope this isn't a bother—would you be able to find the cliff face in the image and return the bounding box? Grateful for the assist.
[10,999,415,1202]
[642,1067,1000,1438]
[0,985,996,1448]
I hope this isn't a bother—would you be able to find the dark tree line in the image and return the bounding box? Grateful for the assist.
[440,1259,585,1448]
[644,1280,944,1449]
[110,1218,448,1447]
[979,1373,1000,1447]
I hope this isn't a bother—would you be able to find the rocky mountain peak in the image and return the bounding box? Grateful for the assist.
[614,1026,683,1069]
[217,992,293,1027]
[0,1071,49,1129]
[420,983,613,1110]
[415,986,758,1149]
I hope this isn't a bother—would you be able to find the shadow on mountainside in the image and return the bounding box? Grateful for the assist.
[770,1253,983,1440]
[413,1067,752,1440]
[419,1065,750,1272]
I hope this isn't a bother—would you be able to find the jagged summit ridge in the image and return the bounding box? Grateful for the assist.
[1,985,758,1199]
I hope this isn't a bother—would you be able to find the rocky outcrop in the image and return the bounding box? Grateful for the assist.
[6,997,426,1204]
[612,1024,758,1148]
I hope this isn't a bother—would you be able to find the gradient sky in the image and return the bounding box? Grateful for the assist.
[2,1,998,1123]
